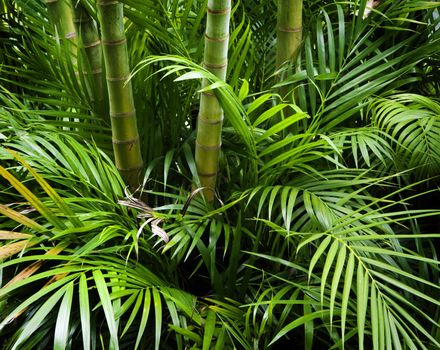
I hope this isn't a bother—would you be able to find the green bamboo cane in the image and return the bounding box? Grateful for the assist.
[276,0,303,101]
[195,0,231,202]
[96,0,143,188]
[73,3,108,122]
[45,0,77,57]
[276,0,303,68]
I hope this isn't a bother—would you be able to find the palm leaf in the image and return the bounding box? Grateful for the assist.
[370,93,440,178]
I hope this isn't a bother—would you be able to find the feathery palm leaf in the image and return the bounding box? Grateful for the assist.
[370,93,440,178]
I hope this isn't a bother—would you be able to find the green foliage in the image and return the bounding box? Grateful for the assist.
[0,0,440,349]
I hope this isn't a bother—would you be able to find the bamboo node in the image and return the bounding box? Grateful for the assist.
[197,171,218,178]
[84,40,102,49]
[196,141,222,151]
[278,26,302,33]
[97,1,120,6]
[203,62,228,70]
[102,38,127,46]
[107,75,130,82]
[117,164,144,173]
[201,91,216,96]
[205,33,229,42]
[110,110,136,118]
[111,110,136,118]
[198,116,224,125]
[82,68,103,76]
[65,32,77,39]
[112,136,140,145]
[207,7,231,15]
[91,68,103,75]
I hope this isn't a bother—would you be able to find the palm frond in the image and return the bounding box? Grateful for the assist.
[370,93,440,178]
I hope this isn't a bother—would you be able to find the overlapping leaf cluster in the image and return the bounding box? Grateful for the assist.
[0,0,439,349]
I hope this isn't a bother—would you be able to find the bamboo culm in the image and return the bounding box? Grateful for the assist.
[97,0,143,188]
[195,0,231,202]
[276,0,303,68]
[73,3,108,122]
[276,0,303,102]
[45,0,77,57]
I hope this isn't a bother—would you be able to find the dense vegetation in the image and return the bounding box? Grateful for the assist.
[0,0,439,349]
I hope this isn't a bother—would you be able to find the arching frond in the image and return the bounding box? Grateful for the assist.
[371,93,440,178]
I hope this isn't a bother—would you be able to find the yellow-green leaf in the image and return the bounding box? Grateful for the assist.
[0,204,45,231]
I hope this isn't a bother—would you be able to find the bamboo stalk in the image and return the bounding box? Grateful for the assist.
[45,0,77,57]
[96,0,143,188]
[195,0,231,202]
[276,0,303,69]
[73,3,108,122]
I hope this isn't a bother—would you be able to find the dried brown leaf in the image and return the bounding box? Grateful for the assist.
[0,231,33,240]
[0,239,39,260]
